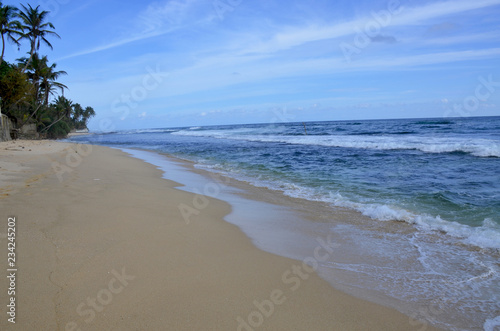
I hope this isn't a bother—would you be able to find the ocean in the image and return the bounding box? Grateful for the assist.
[68,116,500,330]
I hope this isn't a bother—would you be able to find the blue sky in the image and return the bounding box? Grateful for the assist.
[3,0,500,130]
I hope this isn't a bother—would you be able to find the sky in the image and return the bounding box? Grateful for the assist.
[3,0,500,130]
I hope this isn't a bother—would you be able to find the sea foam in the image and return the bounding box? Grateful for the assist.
[195,161,500,251]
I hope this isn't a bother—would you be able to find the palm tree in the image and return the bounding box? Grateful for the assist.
[79,106,95,129]
[18,53,47,101]
[16,4,60,71]
[0,3,22,65]
[19,53,67,105]
[17,54,67,126]
[40,95,72,133]
[40,61,67,106]
[69,103,95,130]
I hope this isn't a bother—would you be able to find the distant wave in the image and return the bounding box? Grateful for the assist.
[135,128,178,134]
[172,130,500,157]
[114,128,178,135]
[415,120,454,125]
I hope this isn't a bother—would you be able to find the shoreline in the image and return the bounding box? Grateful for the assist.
[121,144,499,331]
[120,147,451,328]
[0,140,441,330]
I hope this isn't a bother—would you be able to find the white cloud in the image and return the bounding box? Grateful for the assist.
[393,0,500,25]
[60,0,500,62]
[58,0,211,61]
[421,31,500,46]
[137,0,203,32]
[57,32,166,61]
[239,0,500,56]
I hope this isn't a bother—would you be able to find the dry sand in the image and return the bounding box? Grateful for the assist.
[0,140,440,330]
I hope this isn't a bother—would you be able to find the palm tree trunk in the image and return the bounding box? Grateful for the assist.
[1,34,5,65]
[18,102,42,129]
[40,114,65,133]
[22,40,36,72]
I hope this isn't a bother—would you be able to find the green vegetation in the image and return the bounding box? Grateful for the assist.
[0,2,95,139]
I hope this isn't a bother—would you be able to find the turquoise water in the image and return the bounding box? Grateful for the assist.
[70,116,500,330]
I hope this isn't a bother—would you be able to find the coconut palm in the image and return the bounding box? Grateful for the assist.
[17,53,67,126]
[69,103,94,130]
[0,3,22,65]
[16,4,60,71]
[20,53,67,105]
[40,95,72,133]
[40,61,67,106]
[18,52,47,100]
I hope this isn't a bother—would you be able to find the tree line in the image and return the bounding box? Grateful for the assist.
[0,2,95,139]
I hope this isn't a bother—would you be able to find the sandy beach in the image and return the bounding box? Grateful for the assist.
[0,140,440,330]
